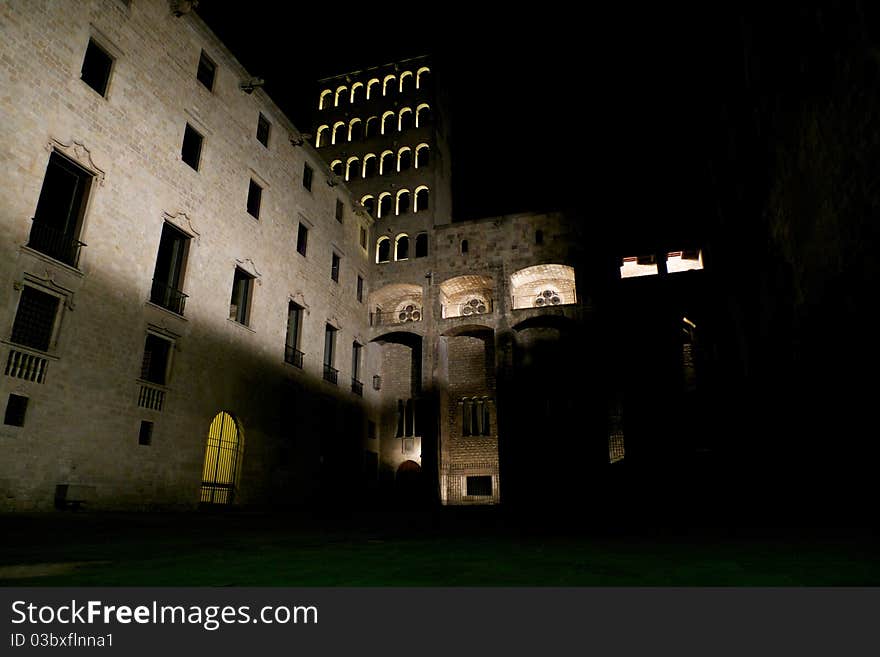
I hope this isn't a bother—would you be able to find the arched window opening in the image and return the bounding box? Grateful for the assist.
[380,150,394,175]
[345,157,359,181]
[350,81,364,103]
[200,411,244,505]
[316,125,330,148]
[461,240,469,254]
[399,70,414,93]
[376,236,391,263]
[366,78,380,99]
[397,147,412,172]
[330,160,343,176]
[364,116,378,139]
[396,189,411,215]
[416,103,431,127]
[510,264,577,309]
[415,186,430,212]
[381,111,395,135]
[362,154,377,178]
[332,121,346,145]
[361,195,376,217]
[334,85,348,107]
[415,233,428,258]
[348,118,363,142]
[415,144,430,168]
[416,66,431,89]
[383,74,396,96]
[378,192,393,218]
[395,233,410,261]
[398,107,414,132]
[319,89,333,110]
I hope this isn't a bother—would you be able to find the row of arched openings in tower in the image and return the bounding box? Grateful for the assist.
[361,188,429,218]
[376,233,428,263]
[319,67,431,109]
[316,105,431,147]
[332,145,429,180]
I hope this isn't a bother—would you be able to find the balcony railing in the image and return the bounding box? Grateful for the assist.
[284,346,304,368]
[137,381,166,411]
[5,348,49,384]
[370,309,423,327]
[150,279,188,315]
[323,364,338,384]
[351,378,363,396]
[510,294,578,310]
[27,220,86,268]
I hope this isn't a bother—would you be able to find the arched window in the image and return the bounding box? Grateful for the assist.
[380,150,394,175]
[348,118,363,142]
[200,411,244,505]
[397,147,412,172]
[334,85,348,107]
[362,154,377,179]
[350,81,364,103]
[330,159,343,176]
[461,239,469,254]
[319,89,332,110]
[378,192,393,218]
[366,78,380,100]
[361,195,376,217]
[415,186,429,212]
[381,111,395,135]
[364,116,378,139]
[416,66,431,89]
[316,125,330,148]
[376,236,391,263]
[415,144,430,168]
[398,107,413,132]
[415,233,428,258]
[332,121,346,145]
[395,233,409,261]
[416,103,431,127]
[345,156,359,181]
[399,70,414,93]
[383,74,396,96]
[396,189,411,215]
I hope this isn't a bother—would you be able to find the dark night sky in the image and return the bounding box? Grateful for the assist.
[197,3,733,234]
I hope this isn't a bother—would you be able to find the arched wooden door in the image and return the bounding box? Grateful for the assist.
[200,411,243,505]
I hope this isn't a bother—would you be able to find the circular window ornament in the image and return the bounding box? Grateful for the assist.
[534,289,561,307]
[461,297,488,316]
[397,303,421,322]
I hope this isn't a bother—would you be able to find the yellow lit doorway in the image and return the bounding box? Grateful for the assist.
[200,411,244,505]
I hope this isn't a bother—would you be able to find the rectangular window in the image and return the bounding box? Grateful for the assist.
[323,324,338,383]
[80,38,113,97]
[356,275,364,303]
[359,226,367,250]
[150,223,190,315]
[461,398,491,436]
[197,50,216,91]
[140,334,172,385]
[302,163,313,191]
[352,341,362,381]
[256,113,271,147]
[466,475,493,497]
[10,287,60,352]
[296,223,308,256]
[4,394,28,427]
[284,301,303,368]
[181,123,203,170]
[29,152,92,267]
[247,179,262,218]
[331,253,340,282]
[229,268,254,325]
[335,199,344,223]
[138,420,153,446]
[368,420,377,440]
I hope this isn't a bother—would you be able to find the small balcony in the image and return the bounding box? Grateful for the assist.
[150,279,188,315]
[137,381,166,411]
[323,364,338,384]
[284,346,304,369]
[351,378,363,396]
[27,220,86,268]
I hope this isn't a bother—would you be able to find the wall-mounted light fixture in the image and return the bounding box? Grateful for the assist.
[239,77,265,94]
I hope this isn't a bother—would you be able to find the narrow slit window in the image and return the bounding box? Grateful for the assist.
[297,223,308,256]
[256,113,271,147]
[247,179,262,218]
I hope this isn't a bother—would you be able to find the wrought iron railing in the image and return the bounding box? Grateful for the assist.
[150,279,188,315]
[284,346,304,368]
[323,364,338,384]
[351,378,363,396]
[370,309,423,326]
[510,294,578,310]
[27,220,86,268]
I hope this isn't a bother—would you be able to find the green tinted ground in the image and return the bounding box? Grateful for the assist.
[0,511,876,586]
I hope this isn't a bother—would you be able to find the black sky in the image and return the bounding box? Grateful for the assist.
[197,3,734,232]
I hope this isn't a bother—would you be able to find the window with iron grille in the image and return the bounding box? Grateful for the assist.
[140,334,172,385]
[284,301,303,367]
[257,113,271,147]
[3,394,28,427]
[229,268,254,325]
[80,38,113,97]
[10,287,60,352]
[197,50,216,91]
[323,324,338,383]
[466,475,492,497]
